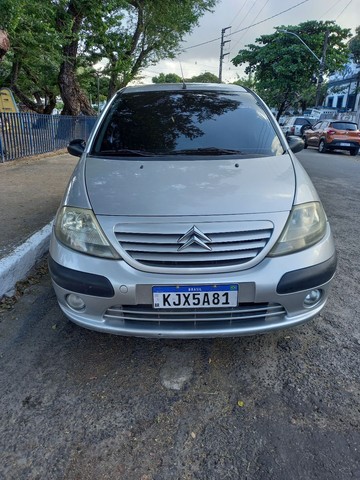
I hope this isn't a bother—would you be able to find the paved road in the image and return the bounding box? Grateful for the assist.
[0,149,359,480]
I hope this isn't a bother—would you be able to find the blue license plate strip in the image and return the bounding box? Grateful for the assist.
[152,284,238,309]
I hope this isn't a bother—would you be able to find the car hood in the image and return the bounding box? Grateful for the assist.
[85,155,295,216]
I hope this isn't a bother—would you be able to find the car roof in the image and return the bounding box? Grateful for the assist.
[317,119,357,124]
[120,83,249,94]
[285,116,312,122]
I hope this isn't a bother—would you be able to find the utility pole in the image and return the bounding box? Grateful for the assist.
[219,26,231,83]
[315,30,329,107]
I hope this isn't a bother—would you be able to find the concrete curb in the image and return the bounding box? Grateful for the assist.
[0,221,53,298]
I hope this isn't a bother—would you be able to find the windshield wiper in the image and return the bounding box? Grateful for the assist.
[166,147,244,156]
[96,149,156,157]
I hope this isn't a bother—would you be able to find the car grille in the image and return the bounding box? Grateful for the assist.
[104,303,286,327]
[114,221,273,270]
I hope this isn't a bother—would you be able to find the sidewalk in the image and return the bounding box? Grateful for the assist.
[0,152,79,297]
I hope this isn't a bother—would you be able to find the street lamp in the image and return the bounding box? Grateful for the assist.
[277,29,328,107]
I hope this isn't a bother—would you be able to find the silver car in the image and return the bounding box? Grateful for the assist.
[49,83,336,338]
[281,116,316,137]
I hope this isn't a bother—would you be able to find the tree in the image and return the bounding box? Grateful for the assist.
[0,30,10,61]
[232,74,257,91]
[189,72,219,83]
[86,1,217,101]
[349,26,360,64]
[232,21,351,119]
[152,73,182,83]
[0,0,61,113]
[152,71,219,84]
[2,0,217,115]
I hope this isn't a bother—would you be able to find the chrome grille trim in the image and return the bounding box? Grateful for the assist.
[104,303,286,323]
[114,221,273,270]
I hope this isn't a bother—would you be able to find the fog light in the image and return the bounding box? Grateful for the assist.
[304,289,322,307]
[66,293,85,310]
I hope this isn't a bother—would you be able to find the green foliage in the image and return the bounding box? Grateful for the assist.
[232,75,257,91]
[152,71,219,84]
[152,73,183,83]
[349,26,360,64]
[232,20,351,117]
[1,0,61,112]
[86,0,218,97]
[1,0,217,113]
[188,72,219,83]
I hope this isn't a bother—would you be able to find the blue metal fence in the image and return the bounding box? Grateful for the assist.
[0,112,97,162]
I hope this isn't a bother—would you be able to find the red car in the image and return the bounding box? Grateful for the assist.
[303,120,360,156]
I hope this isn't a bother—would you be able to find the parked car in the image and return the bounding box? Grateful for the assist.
[281,116,316,137]
[303,119,360,156]
[49,83,336,338]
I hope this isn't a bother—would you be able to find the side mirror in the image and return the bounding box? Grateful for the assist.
[68,138,85,157]
[287,135,304,154]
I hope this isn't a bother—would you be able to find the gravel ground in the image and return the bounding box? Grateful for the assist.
[0,150,359,480]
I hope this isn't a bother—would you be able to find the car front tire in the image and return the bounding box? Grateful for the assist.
[302,136,308,149]
[349,147,359,156]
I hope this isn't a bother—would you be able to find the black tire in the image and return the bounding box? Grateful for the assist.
[302,136,308,149]
[349,147,359,156]
[318,139,327,153]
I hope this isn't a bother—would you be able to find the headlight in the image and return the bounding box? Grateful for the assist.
[269,202,327,257]
[54,207,120,259]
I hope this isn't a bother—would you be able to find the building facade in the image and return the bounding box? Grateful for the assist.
[325,58,360,121]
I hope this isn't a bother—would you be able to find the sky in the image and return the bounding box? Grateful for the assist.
[140,0,360,84]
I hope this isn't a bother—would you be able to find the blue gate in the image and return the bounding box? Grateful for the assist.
[0,113,97,162]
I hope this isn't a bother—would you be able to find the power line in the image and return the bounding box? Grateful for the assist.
[231,0,271,54]
[184,0,311,51]
[228,0,251,28]
[232,0,259,35]
[319,0,341,20]
[336,0,352,20]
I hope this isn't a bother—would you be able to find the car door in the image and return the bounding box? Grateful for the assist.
[306,121,323,146]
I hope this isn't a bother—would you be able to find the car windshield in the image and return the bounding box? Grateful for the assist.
[330,122,357,131]
[294,118,312,125]
[92,90,284,157]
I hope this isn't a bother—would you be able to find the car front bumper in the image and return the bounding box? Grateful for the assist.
[49,225,336,338]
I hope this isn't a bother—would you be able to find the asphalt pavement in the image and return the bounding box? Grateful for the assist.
[0,151,78,297]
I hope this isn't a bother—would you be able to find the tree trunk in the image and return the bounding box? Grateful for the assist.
[59,58,95,115]
[44,94,57,115]
[276,100,287,121]
[10,59,46,113]
[107,56,119,101]
[57,1,96,116]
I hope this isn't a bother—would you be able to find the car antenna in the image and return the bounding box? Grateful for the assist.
[179,61,187,89]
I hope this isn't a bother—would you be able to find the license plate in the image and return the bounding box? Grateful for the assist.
[152,284,238,309]
[340,142,351,146]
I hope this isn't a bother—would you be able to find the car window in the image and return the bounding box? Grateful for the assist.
[92,90,283,157]
[330,122,357,131]
[294,118,310,125]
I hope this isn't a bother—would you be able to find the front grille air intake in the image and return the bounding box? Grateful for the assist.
[114,220,273,270]
[103,303,286,328]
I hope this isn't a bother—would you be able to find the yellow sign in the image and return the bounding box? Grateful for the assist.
[0,87,18,113]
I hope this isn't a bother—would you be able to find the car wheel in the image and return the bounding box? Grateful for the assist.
[318,140,327,153]
[302,136,308,149]
[349,147,359,156]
